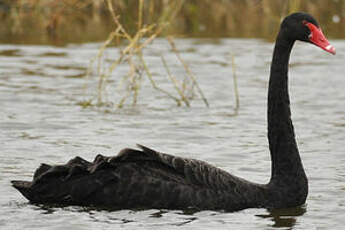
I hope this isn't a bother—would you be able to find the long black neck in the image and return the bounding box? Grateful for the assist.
[267,32,307,186]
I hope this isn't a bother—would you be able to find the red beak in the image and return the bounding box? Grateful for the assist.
[305,22,336,55]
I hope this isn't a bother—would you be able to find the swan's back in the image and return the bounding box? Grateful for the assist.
[12,145,265,211]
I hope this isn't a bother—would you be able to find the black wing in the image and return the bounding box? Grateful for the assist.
[12,145,263,210]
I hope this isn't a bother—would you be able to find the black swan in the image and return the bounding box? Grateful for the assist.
[12,12,335,211]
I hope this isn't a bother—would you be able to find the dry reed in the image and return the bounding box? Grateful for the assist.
[231,54,240,111]
[82,0,211,108]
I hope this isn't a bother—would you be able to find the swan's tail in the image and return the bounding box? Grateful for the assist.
[11,180,33,202]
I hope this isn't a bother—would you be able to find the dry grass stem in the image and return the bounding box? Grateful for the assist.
[167,37,209,107]
[138,52,181,106]
[231,54,240,110]
[161,55,190,107]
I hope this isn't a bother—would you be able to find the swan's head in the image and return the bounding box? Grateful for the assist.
[281,12,336,55]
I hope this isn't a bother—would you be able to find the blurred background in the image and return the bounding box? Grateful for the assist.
[0,0,344,45]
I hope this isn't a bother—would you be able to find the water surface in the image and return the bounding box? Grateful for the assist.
[0,39,344,229]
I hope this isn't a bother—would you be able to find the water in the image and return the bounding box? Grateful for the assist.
[0,38,344,229]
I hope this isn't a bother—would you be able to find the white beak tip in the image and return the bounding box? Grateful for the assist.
[326,45,336,54]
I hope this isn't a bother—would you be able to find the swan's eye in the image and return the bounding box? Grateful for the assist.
[302,20,313,38]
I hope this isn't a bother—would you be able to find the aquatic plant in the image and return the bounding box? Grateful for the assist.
[83,0,211,108]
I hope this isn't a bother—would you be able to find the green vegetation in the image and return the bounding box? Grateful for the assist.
[0,0,344,44]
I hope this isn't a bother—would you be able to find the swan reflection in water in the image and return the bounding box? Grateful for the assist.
[257,206,306,229]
